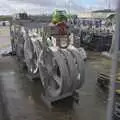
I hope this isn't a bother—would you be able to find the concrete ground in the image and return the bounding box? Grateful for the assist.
[0,26,107,120]
[0,77,8,120]
[0,26,11,120]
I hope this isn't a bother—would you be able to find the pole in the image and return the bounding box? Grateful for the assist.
[108,0,111,9]
[106,0,120,120]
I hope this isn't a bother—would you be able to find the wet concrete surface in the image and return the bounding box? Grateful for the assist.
[0,74,10,120]
[0,56,107,120]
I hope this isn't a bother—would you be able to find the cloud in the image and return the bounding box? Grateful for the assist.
[96,0,117,9]
[5,0,86,14]
[0,1,16,15]
[11,0,55,7]
[0,0,116,15]
[8,0,85,11]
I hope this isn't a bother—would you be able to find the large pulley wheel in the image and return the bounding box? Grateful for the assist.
[24,38,39,75]
[39,47,70,97]
[10,31,16,53]
[59,49,78,91]
[33,40,43,58]
[16,34,25,62]
[13,32,19,54]
[67,46,85,89]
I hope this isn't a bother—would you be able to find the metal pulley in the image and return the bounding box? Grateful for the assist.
[16,30,25,61]
[67,46,85,89]
[24,34,40,75]
[59,49,78,91]
[38,45,86,98]
[39,47,71,97]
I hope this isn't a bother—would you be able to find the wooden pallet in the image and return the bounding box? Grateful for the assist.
[87,51,120,91]
[97,73,110,89]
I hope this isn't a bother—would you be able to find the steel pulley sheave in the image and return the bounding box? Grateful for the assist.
[24,35,41,75]
[67,46,85,89]
[16,32,25,61]
[10,30,16,52]
[58,49,78,92]
[14,31,19,53]
[38,47,70,97]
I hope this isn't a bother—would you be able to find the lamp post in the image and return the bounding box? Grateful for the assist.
[108,0,111,9]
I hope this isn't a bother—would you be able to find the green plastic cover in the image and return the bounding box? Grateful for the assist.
[52,10,67,24]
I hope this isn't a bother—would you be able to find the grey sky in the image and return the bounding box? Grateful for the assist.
[0,0,116,15]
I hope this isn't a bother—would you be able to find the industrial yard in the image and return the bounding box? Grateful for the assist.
[0,1,120,120]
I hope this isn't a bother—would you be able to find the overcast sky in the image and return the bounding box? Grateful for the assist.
[0,0,116,15]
